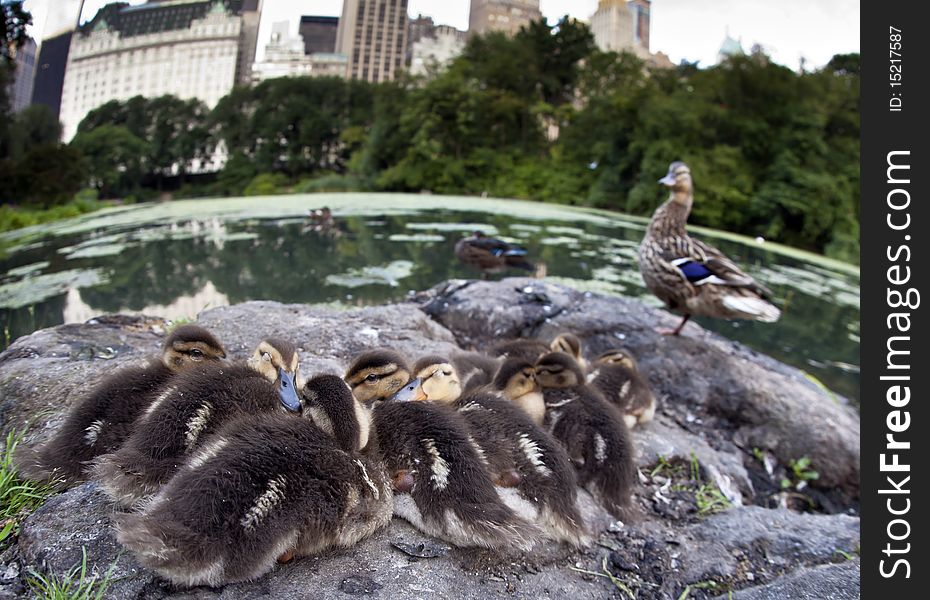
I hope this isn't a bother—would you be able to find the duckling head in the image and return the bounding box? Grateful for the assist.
[596,348,639,372]
[550,333,584,363]
[161,325,227,372]
[301,374,371,453]
[493,358,541,401]
[659,161,693,200]
[344,349,416,404]
[535,352,585,389]
[411,356,462,403]
[246,338,302,413]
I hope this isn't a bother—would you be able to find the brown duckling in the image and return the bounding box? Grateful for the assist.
[455,231,534,277]
[449,350,502,393]
[487,339,551,362]
[412,356,589,547]
[587,349,657,429]
[93,338,303,509]
[549,332,588,370]
[115,375,391,587]
[18,325,226,486]
[345,349,539,551]
[535,352,636,518]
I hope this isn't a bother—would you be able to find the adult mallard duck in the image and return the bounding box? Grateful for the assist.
[638,161,781,335]
[455,231,534,277]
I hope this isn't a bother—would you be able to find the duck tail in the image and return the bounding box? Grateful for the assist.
[722,295,781,322]
[504,255,535,271]
[89,452,157,509]
[448,500,542,552]
[115,513,227,587]
[539,505,592,548]
[581,421,637,519]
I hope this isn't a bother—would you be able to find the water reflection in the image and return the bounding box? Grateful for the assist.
[0,200,860,404]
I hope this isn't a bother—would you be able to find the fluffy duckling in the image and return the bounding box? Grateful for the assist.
[638,161,780,335]
[487,339,551,363]
[535,352,636,518]
[549,333,588,370]
[412,356,589,547]
[587,349,657,429]
[455,231,534,277]
[19,325,226,486]
[115,375,391,587]
[449,350,502,393]
[345,349,539,551]
[93,338,303,509]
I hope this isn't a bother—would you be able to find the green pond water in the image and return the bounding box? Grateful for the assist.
[0,193,860,404]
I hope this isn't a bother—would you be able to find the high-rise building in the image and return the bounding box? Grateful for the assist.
[468,0,541,37]
[299,16,339,55]
[409,24,466,76]
[335,0,409,83]
[59,0,255,141]
[589,0,650,58]
[31,31,73,119]
[236,0,264,85]
[251,21,347,82]
[9,37,38,113]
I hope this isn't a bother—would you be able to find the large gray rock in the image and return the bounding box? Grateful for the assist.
[419,278,860,495]
[717,560,860,600]
[0,282,861,599]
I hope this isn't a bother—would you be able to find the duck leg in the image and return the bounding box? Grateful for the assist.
[658,314,690,336]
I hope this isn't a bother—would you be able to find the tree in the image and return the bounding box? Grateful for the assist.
[4,144,84,206]
[6,104,62,159]
[71,125,150,198]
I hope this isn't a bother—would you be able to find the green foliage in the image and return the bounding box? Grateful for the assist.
[243,172,289,196]
[2,144,86,207]
[0,428,58,540]
[0,197,105,233]
[26,547,116,600]
[71,125,149,199]
[781,456,820,490]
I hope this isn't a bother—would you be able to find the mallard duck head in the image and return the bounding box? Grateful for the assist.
[493,357,540,400]
[550,333,584,363]
[301,374,372,452]
[246,338,302,413]
[161,325,227,372]
[596,348,639,371]
[659,161,692,197]
[344,349,419,404]
[535,352,585,388]
[409,356,462,403]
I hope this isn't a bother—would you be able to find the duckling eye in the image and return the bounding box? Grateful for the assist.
[262,352,271,362]
[189,348,204,361]
[365,373,378,383]
[442,370,453,377]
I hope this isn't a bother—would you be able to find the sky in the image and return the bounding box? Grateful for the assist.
[24,0,859,70]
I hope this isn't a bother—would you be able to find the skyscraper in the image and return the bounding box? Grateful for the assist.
[335,0,409,82]
[589,0,651,58]
[299,16,339,55]
[468,0,541,37]
[9,37,37,113]
[237,0,264,85]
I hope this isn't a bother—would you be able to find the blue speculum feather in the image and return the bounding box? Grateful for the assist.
[677,260,714,283]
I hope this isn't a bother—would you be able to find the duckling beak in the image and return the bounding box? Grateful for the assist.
[389,378,427,402]
[278,368,301,412]
[658,172,676,186]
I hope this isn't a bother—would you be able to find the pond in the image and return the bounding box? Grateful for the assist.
[0,193,860,404]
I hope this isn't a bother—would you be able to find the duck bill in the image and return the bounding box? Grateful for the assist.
[658,173,676,186]
[389,378,427,402]
[278,368,301,412]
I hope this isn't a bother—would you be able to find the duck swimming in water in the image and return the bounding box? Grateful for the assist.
[455,231,534,277]
[638,161,780,335]
[19,325,226,486]
[93,337,303,509]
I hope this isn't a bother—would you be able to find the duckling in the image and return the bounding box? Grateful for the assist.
[345,349,539,551]
[115,375,391,587]
[93,338,303,509]
[455,231,534,277]
[638,161,780,335]
[449,350,502,393]
[535,352,636,518]
[18,325,227,486]
[587,349,657,429]
[412,356,589,547]
[487,339,551,363]
[550,333,588,370]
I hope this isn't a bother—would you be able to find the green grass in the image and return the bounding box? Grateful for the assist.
[26,547,116,600]
[569,556,637,599]
[678,580,731,600]
[650,453,732,517]
[0,428,58,540]
[0,198,108,234]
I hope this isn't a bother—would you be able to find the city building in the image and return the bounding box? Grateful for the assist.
[8,36,37,113]
[335,0,409,83]
[299,16,339,55]
[589,0,649,59]
[30,31,72,119]
[236,0,263,85]
[468,0,542,37]
[409,23,466,76]
[717,28,745,63]
[59,0,256,141]
[251,21,347,82]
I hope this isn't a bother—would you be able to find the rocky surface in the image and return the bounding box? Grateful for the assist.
[0,280,860,599]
